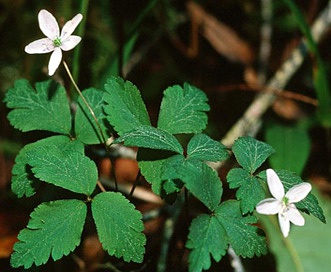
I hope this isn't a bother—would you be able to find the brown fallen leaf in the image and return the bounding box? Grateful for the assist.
[186,1,254,65]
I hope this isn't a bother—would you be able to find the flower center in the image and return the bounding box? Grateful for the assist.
[53,37,62,47]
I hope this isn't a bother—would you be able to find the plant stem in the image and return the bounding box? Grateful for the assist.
[71,0,89,97]
[63,61,107,145]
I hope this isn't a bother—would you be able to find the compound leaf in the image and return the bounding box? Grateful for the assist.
[11,199,86,269]
[186,214,228,272]
[227,168,265,214]
[27,143,97,195]
[116,126,183,154]
[103,76,150,135]
[215,200,267,257]
[4,79,71,135]
[187,134,229,162]
[157,83,210,134]
[11,135,79,197]
[75,88,110,145]
[232,136,274,173]
[92,192,146,263]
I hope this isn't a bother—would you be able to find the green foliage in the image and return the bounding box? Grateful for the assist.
[92,192,146,263]
[215,201,267,258]
[228,137,274,213]
[75,88,109,144]
[11,135,78,198]
[103,76,151,135]
[27,142,97,195]
[179,160,222,211]
[232,136,275,173]
[116,125,183,153]
[4,79,71,135]
[258,189,331,272]
[157,83,210,134]
[186,200,267,272]
[187,134,229,162]
[227,168,265,214]
[186,214,227,272]
[265,123,310,175]
[11,199,87,269]
[258,170,325,223]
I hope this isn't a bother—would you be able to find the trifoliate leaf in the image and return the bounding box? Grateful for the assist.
[27,143,97,195]
[215,200,267,257]
[187,134,229,162]
[258,170,325,223]
[11,199,86,269]
[4,79,71,134]
[11,135,79,197]
[180,159,222,211]
[103,76,150,135]
[116,126,183,154]
[265,123,310,175]
[186,214,228,272]
[157,83,210,134]
[232,136,274,173]
[92,192,146,263]
[227,168,265,214]
[75,88,110,144]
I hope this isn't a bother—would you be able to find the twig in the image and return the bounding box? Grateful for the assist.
[216,83,318,106]
[258,0,273,84]
[216,1,331,155]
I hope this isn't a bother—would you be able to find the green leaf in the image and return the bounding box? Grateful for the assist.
[11,199,86,269]
[232,136,275,173]
[227,168,265,214]
[187,134,229,162]
[180,160,222,211]
[11,135,78,197]
[75,88,110,144]
[215,200,267,257]
[258,170,325,223]
[157,83,210,134]
[92,192,146,263]
[186,214,227,272]
[27,143,97,195]
[116,126,183,154]
[139,159,165,195]
[103,76,150,135]
[4,79,71,135]
[265,123,310,175]
[258,188,331,272]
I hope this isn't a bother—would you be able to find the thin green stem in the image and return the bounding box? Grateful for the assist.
[63,61,107,145]
[71,0,89,97]
[269,216,304,272]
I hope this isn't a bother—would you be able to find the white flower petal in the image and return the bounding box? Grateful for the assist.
[278,212,290,237]
[256,198,282,214]
[38,9,59,40]
[61,13,83,40]
[287,206,305,226]
[286,182,312,203]
[48,47,62,76]
[266,169,285,200]
[60,35,81,51]
[25,38,55,54]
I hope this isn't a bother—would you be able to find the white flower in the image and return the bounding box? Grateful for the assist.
[256,169,312,237]
[25,9,83,76]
